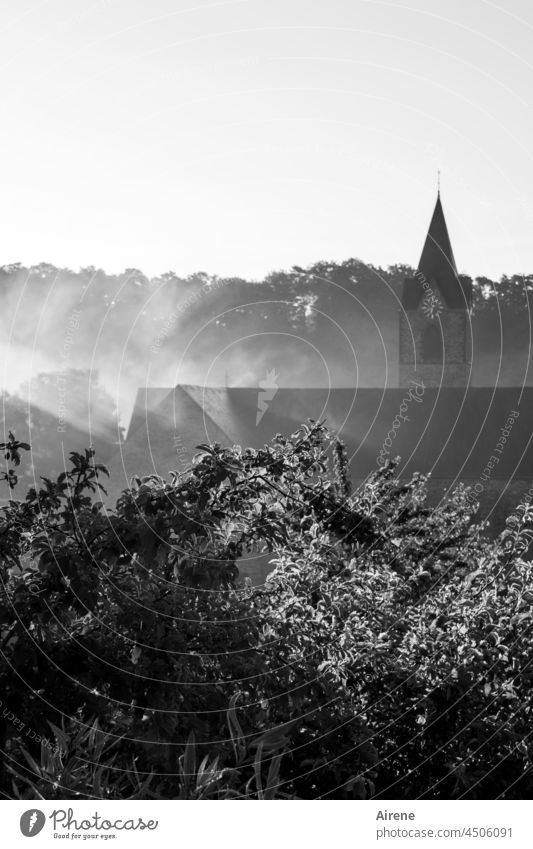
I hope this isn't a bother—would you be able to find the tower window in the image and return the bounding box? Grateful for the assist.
[421,322,442,362]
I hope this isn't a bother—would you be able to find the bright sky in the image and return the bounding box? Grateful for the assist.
[1,0,532,279]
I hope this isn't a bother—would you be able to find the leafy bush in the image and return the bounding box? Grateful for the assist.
[0,424,532,799]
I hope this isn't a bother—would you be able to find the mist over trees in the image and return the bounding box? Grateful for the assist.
[0,370,121,484]
[1,259,532,481]
[2,259,531,392]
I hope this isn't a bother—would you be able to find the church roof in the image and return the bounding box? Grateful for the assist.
[402,194,472,310]
[104,384,533,503]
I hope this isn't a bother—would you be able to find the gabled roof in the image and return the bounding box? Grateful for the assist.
[107,386,234,499]
[104,384,533,503]
[127,387,173,438]
[402,194,472,310]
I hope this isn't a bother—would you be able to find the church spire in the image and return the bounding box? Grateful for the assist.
[417,192,458,298]
[402,190,470,310]
[399,189,472,387]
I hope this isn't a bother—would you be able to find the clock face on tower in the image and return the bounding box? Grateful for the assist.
[421,292,443,320]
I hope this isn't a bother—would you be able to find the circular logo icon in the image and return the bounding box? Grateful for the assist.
[20,810,46,837]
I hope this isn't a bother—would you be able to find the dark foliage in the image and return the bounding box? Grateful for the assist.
[0,426,532,799]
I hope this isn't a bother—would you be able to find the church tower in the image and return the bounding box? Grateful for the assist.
[399,192,472,387]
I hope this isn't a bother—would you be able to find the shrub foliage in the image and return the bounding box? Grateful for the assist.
[0,424,532,799]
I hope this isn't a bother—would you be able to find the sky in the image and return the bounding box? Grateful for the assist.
[1,0,532,279]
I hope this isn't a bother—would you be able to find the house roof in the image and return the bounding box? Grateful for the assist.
[103,384,533,502]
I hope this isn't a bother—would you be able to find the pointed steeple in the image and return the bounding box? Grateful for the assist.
[402,192,471,310]
[417,193,458,300]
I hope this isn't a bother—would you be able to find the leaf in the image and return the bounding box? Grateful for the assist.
[264,751,283,800]
[253,741,264,799]
[227,693,246,765]
[250,720,298,753]
[20,747,41,776]
[47,721,69,754]
[183,732,196,792]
